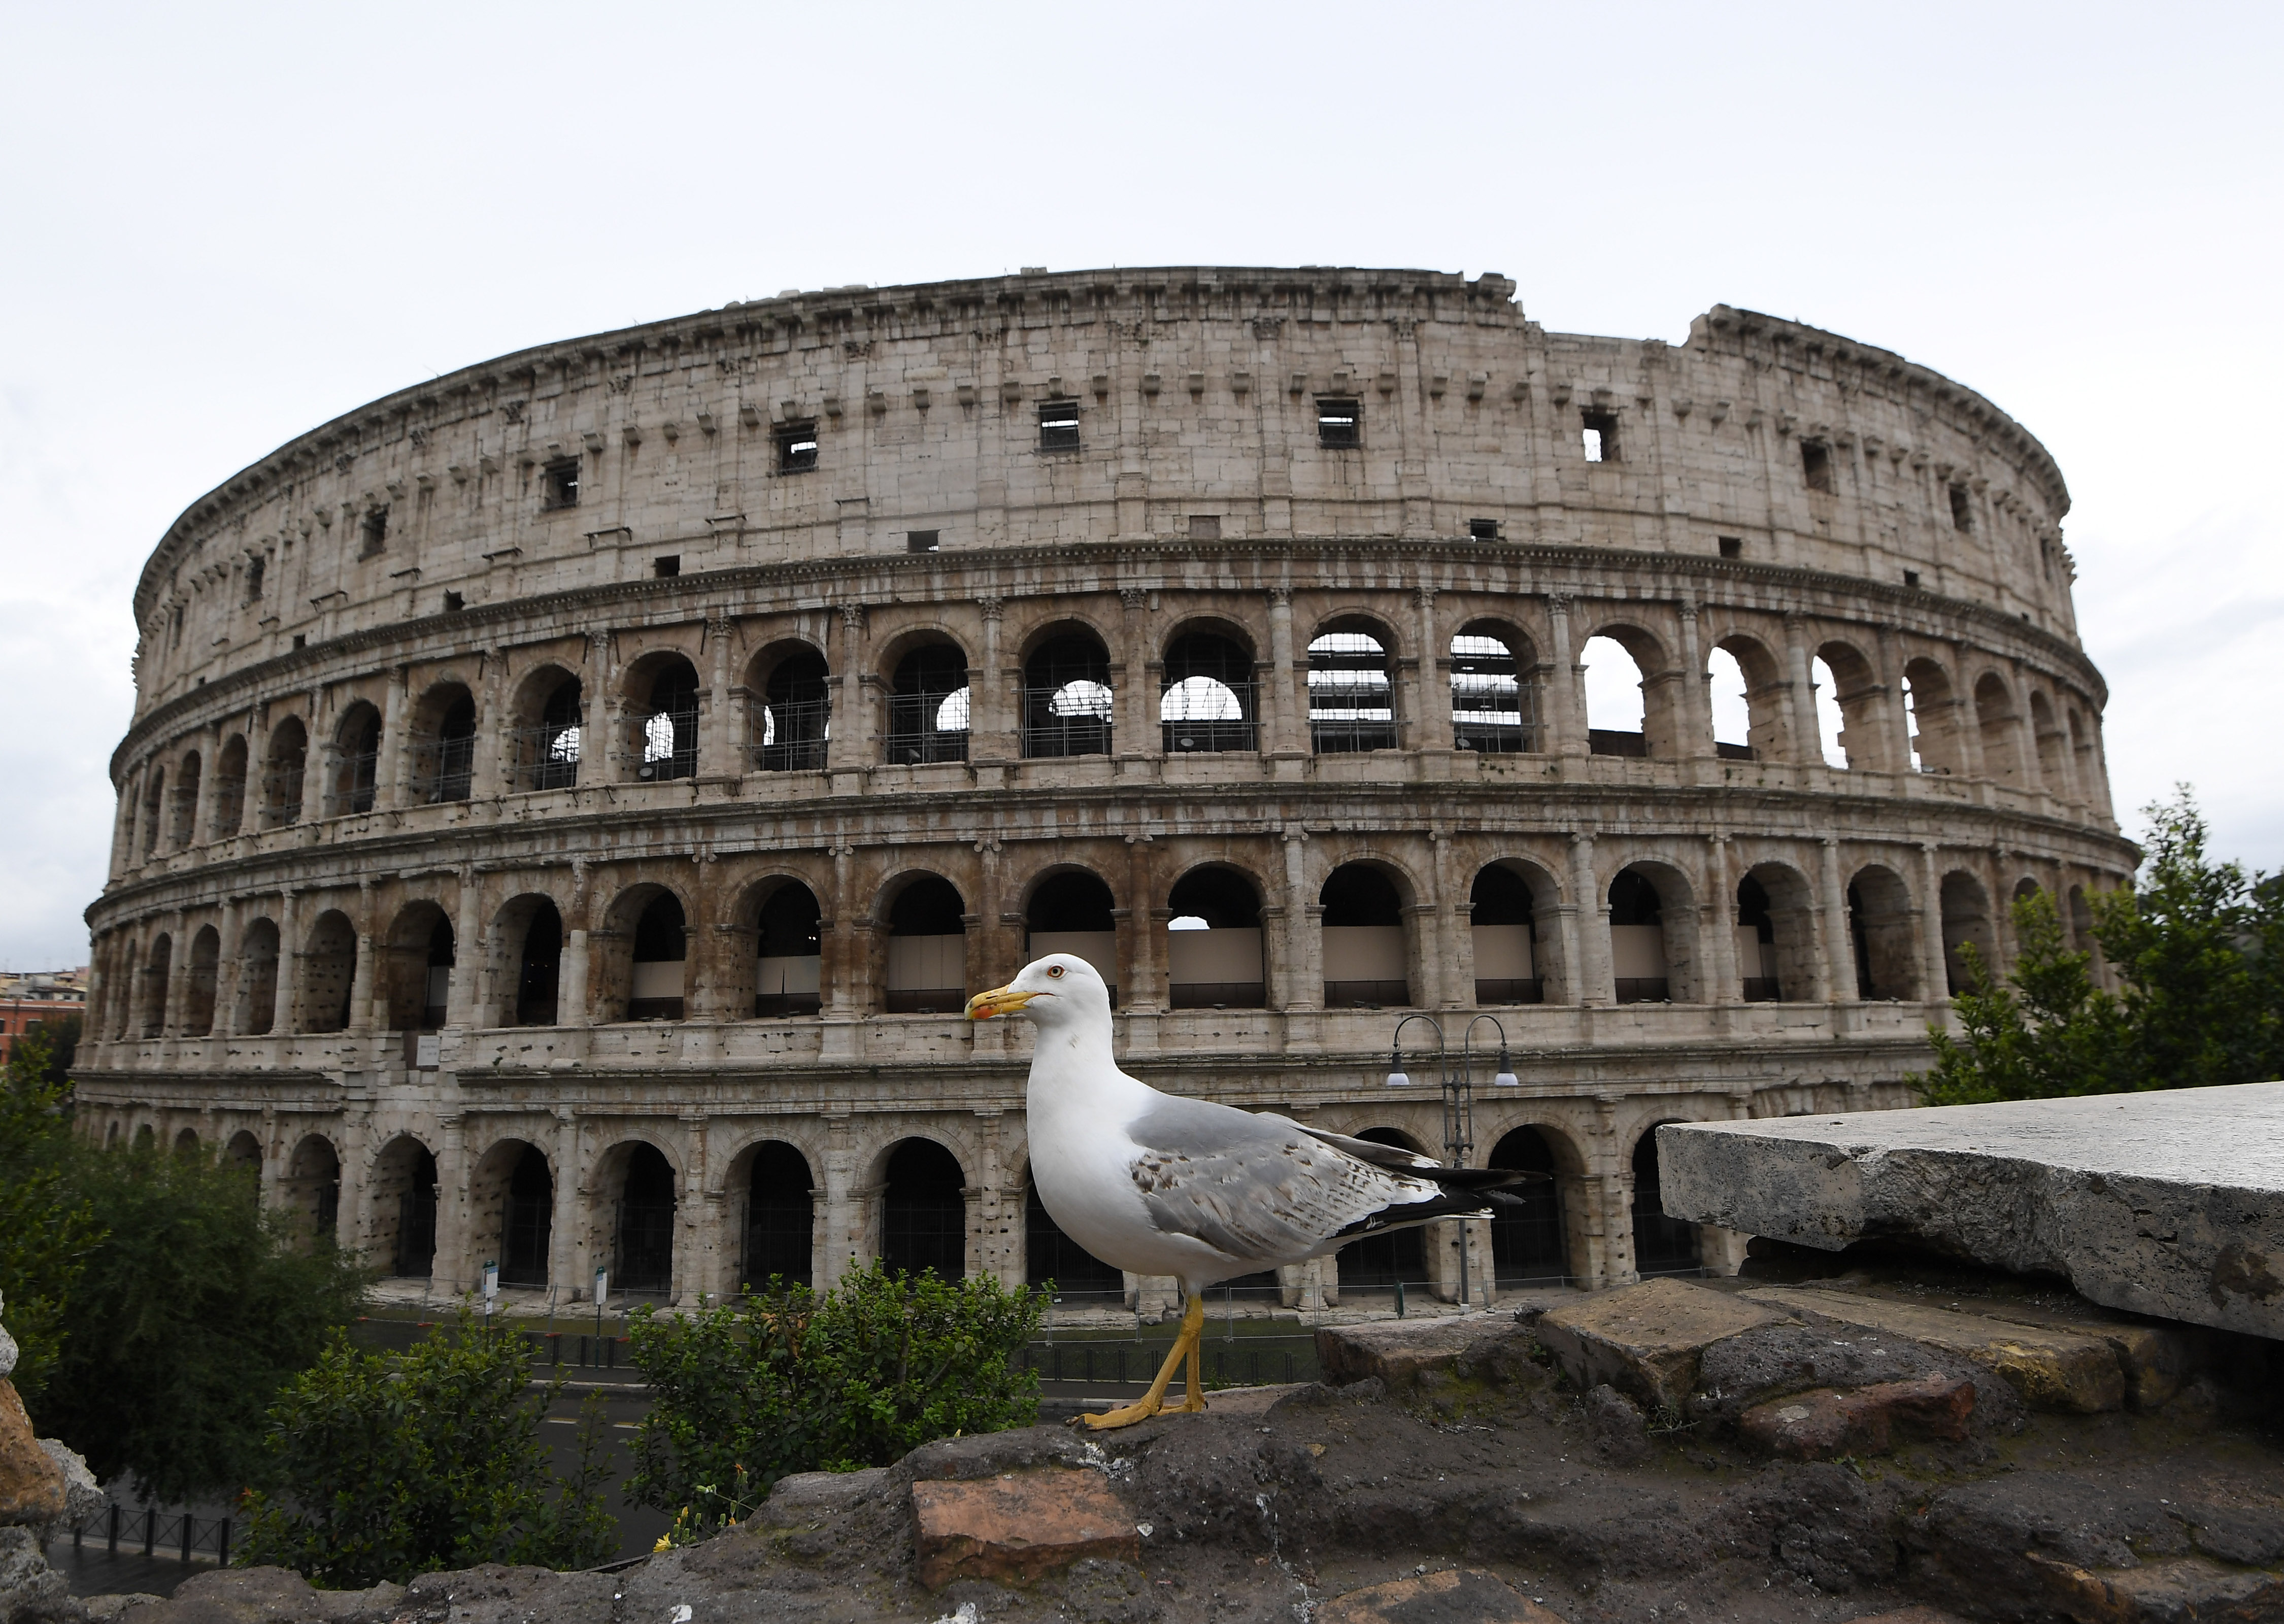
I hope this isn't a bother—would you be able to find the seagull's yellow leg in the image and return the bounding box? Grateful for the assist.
[1174,1294,1208,1413]
[1082,1294,1207,1430]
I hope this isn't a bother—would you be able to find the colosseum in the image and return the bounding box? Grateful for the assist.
[79,265,2131,1314]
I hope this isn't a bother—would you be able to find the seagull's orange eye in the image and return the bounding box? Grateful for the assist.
[1047,964,1065,978]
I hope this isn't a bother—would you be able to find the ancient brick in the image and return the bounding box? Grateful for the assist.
[911,1470,1138,1589]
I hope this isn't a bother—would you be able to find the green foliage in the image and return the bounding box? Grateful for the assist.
[0,1025,103,1406]
[1917,789,2284,1104]
[35,1140,368,1502]
[237,1305,613,1589]
[629,1263,1046,1539]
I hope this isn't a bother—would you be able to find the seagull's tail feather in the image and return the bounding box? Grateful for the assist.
[1327,1189,1506,1242]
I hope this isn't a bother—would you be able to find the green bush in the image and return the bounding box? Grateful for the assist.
[237,1305,613,1588]
[0,1025,100,1407]
[628,1263,1046,1538]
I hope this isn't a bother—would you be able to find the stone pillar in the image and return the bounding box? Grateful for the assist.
[970,596,1012,764]
[375,665,411,808]
[550,1114,580,1298]
[351,881,378,1032]
[1281,827,1320,1011]
[472,649,509,800]
[1428,827,1462,1009]
[161,909,190,1037]
[675,1115,709,1305]
[1989,846,2019,975]
[1919,843,1951,1001]
[820,1115,859,1283]
[829,607,868,776]
[1122,834,1162,1012]
[1408,587,1445,752]
[298,691,327,821]
[1705,835,1740,1004]
[1876,622,1914,772]
[1783,614,1821,766]
[278,890,301,1033]
[700,613,738,780]
[561,863,592,1028]
[824,842,857,1014]
[1264,587,1303,761]
[1118,587,1152,761]
[448,866,482,1028]
[1570,832,1608,1004]
[189,722,221,847]
[213,899,242,1036]
[1546,594,1585,758]
[1675,602,1714,763]
[1820,837,1857,1000]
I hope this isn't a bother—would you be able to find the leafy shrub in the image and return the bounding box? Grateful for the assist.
[0,1025,100,1407]
[237,1305,613,1588]
[629,1262,1046,1537]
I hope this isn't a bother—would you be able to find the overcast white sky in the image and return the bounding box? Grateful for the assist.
[3,2,2277,970]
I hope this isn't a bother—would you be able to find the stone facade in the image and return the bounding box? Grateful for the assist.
[78,266,2130,1306]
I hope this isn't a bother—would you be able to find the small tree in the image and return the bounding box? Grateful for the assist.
[238,1305,613,1588]
[629,1263,1046,1539]
[36,1140,368,1502]
[0,1024,102,1407]
[1918,889,2126,1104]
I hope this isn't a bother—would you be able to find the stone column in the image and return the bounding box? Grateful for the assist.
[1989,847,2019,975]
[970,596,1012,764]
[819,1115,859,1283]
[700,614,738,780]
[375,665,411,808]
[1118,588,1152,761]
[161,909,191,1037]
[1919,843,1951,1001]
[472,650,509,800]
[1783,614,1823,766]
[1122,834,1162,1012]
[1820,837,1857,1000]
[1569,832,1608,1004]
[1281,827,1320,1011]
[824,842,857,1014]
[1876,622,1914,772]
[448,866,482,1029]
[213,899,243,1036]
[1428,827,1461,1009]
[1546,594,1585,758]
[278,890,301,1033]
[561,863,592,1028]
[1704,835,1740,1004]
[829,607,869,776]
[298,692,327,820]
[189,722,221,847]
[1264,587,1303,761]
[1408,586,1445,751]
[351,881,378,1032]
[1675,602,1714,764]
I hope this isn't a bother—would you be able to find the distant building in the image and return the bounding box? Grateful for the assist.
[1,968,87,1068]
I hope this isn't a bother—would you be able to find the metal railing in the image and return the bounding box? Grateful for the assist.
[323,751,379,816]
[408,732,476,803]
[1019,687,1113,759]
[750,697,831,772]
[884,693,968,764]
[511,722,582,792]
[258,766,304,826]
[634,708,698,782]
[66,1504,233,1567]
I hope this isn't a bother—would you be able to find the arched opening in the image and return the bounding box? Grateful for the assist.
[1974,673,2026,787]
[1706,645,1753,760]
[224,1130,262,1172]
[1734,875,1780,1001]
[133,1124,155,1152]
[170,752,201,848]
[886,642,969,764]
[510,898,563,1026]
[2067,884,2095,954]
[1025,870,1118,1004]
[2015,876,2043,908]
[881,1139,965,1280]
[1450,627,1538,754]
[1320,863,1408,1009]
[1166,866,1265,1009]
[629,892,688,1021]
[371,1136,439,1279]
[182,926,220,1035]
[2069,709,2101,807]
[140,933,172,1037]
[1488,1127,1565,1285]
[632,657,701,783]
[381,903,454,1030]
[472,1142,552,1289]
[1631,1128,1699,1276]
[174,1127,199,1155]
[1815,642,1893,771]
[1160,632,1256,754]
[1308,622,1398,753]
[1583,632,1660,756]
[2030,691,2070,796]
[285,1134,342,1247]
[1337,1128,1429,1290]
[754,649,832,772]
[613,1143,678,1296]
[517,672,584,792]
[262,718,307,827]
[212,735,248,837]
[755,883,823,1017]
[1608,869,1669,1003]
[1808,655,1849,768]
[1025,1176,1123,1300]
[1940,870,1997,995]
[411,688,478,804]
[330,703,381,816]
[237,919,279,1035]
[883,876,967,1014]
[1470,863,1542,1004]
[742,1141,814,1290]
[142,768,164,857]
[1022,631,1114,759]
[300,910,357,1033]
[1900,659,1959,775]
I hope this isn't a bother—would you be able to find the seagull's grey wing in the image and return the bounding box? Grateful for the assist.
[1254,1114,1442,1172]
[1123,1096,1435,1262]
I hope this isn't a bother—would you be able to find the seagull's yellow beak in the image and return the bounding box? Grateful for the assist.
[964,984,1035,1021]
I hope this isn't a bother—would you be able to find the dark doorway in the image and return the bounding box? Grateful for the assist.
[500,1146,552,1287]
[617,1144,678,1294]
[744,1141,815,1290]
[517,902,562,1026]
[1630,1129,1699,1275]
[396,1147,439,1277]
[1487,1127,1564,1285]
[882,1139,965,1280]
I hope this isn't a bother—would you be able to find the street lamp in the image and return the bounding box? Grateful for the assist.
[1383,1013,1504,1311]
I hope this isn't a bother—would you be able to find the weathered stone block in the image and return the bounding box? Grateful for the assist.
[1318,1567,1566,1622]
[1535,1279,1778,1412]
[911,1470,1138,1589]
[1737,1372,1975,1459]
[0,1525,76,1624]
[1315,1316,1526,1386]
[1658,1084,2284,1338]
[33,1441,102,1536]
[2025,1552,2284,1623]
[1739,1287,2125,1412]
[0,1384,63,1530]
[757,1466,885,1527]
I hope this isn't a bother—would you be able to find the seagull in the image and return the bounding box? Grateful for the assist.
[966,953,1532,1429]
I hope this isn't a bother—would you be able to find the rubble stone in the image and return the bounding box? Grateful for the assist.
[1656,1084,2284,1339]
[2025,1552,2284,1623]
[1317,1567,1566,1622]
[757,1466,886,1527]
[33,1442,102,1538]
[1583,1384,1651,1464]
[1738,1373,1976,1460]
[1739,1287,2126,1412]
[0,1386,63,1530]
[1690,1320,2026,1434]
[1315,1315,1528,1386]
[0,1525,77,1624]
[911,1470,1138,1589]
[1535,1278,1778,1412]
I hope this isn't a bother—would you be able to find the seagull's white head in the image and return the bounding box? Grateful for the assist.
[964,954,1112,1032]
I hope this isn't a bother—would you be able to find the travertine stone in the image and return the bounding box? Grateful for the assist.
[0,1383,63,1530]
[1658,1084,2284,1339]
[33,1441,103,1536]
[1315,1316,1529,1386]
[1535,1278,1778,1412]
[1737,1372,1975,1460]
[910,1470,1137,1588]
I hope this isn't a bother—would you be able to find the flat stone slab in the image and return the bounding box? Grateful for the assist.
[1656,1082,2284,1339]
[1316,1315,1522,1386]
[911,1469,1138,1589]
[1535,1278,1778,1412]
[1739,1286,2126,1413]
[1737,1372,1976,1459]
[1317,1567,1567,1622]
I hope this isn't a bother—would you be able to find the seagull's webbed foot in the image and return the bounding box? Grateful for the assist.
[1078,1293,1208,1430]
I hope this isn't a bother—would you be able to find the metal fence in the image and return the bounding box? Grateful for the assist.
[65,1504,234,1567]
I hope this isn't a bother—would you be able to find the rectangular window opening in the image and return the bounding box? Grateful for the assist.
[1581,410,1619,463]
[1188,514,1222,542]
[292,633,307,649]
[1316,398,1361,449]
[1037,400,1081,452]
[1801,440,1834,493]
[358,507,389,557]
[1468,518,1501,540]
[907,530,941,553]
[542,457,581,510]
[1718,536,1743,560]
[653,555,681,579]
[776,421,820,472]
[1950,483,1973,531]
[443,590,465,613]
[1903,569,1922,588]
